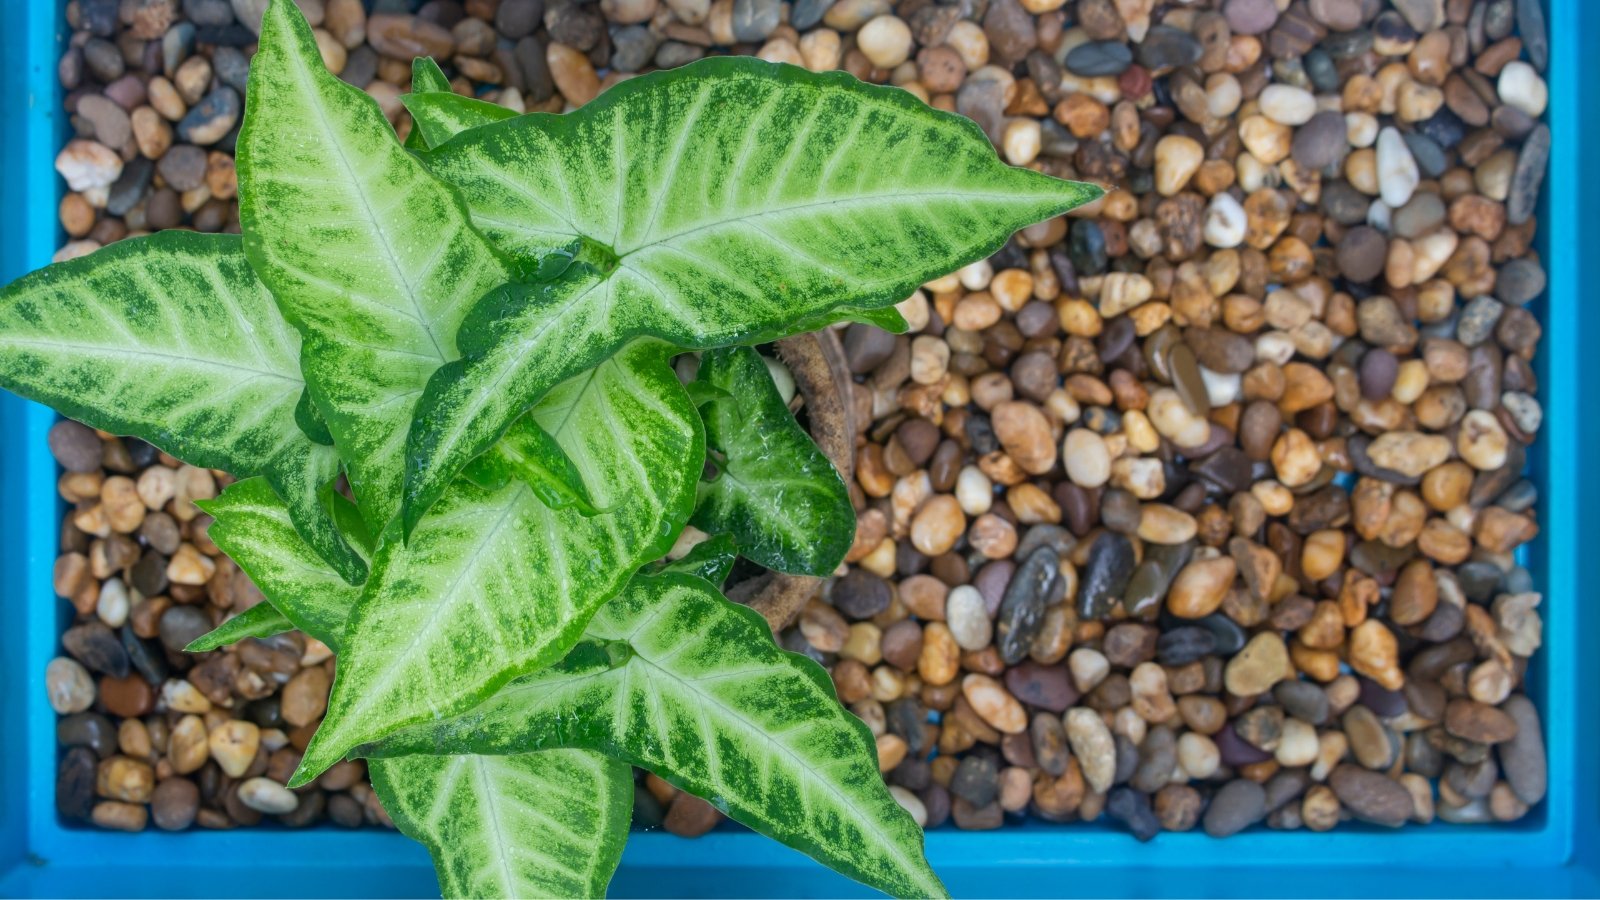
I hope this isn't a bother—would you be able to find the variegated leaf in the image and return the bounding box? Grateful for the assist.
[292,340,702,786]
[195,476,365,643]
[187,476,629,899]
[400,56,1102,530]
[692,346,853,576]
[656,532,738,587]
[186,601,294,653]
[0,231,365,583]
[364,573,947,899]
[237,0,512,533]
[370,752,631,900]
[403,93,517,151]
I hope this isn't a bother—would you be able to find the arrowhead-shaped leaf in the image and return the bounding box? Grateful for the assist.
[400,56,1102,530]
[370,751,632,900]
[364,572,947,899]
[196,476,366,643]
[692,346,853,576]
[0,231,365,584]
[403,93,517,151]
[461,413,601,516]
[292,340,702,785]
[237,0,513,533]
[187,476,629,899]
[186,601,295,653]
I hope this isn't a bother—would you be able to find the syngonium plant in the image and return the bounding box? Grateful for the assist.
[0,0,1100,895]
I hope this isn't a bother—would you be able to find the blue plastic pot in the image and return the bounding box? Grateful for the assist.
[2,1,1596,895]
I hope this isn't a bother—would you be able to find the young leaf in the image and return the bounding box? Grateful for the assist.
[292,340,702,786]
[362,573,948,900]
[411,56,452,95]
[402,93,517,150]
[369,751,631,900]
[192,477,628,900]
[196,476,366,643]
[237,0,514,533]
[185,602,294,653]
[400,56,1102,531]
[461,414,602,516]
[657,532,738,587]
[692,346,853,576]
[0,231,365,584]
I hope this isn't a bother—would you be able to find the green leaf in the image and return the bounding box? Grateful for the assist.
[237,0,513,534]
[185,602,294,652]
[461,414,602,516]
[400,56,1102,532]
[363,573,947,899]
[411,56,452,95]
[292,340,702,786]
[692,347,853,576]
[197,476,365,645]
[402,93,517,151]
[657,532,738,586]
[0,231,365,584]
[295,388,335,445]
[193,476,628,900]
[370,751,631,900]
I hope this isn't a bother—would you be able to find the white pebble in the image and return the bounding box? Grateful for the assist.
[1497,61,1548,118]
[945,585,992,651]
[1258,84,1316,125]
[1002,117,1041,166]
[856,15,912,69]
[54,139,123,191]
[1254,331,1297,365]
[957,259,992,291]
[1177,732,1220,779]
[1376,126,1419,208]
[954,465,994,516]
[238,777,299,815]
[762,356,796,405]
[1345,112,1379,148]
[888,785,927,826]
[1203,192,1248,248]
[1062,428,1111,488]
[1068,648,1109,693]
[96,577,129,629]
[1200,366,1241,407]
[1366,199,1393,231]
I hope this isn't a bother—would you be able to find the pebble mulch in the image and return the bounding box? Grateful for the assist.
[49,0,1548,839]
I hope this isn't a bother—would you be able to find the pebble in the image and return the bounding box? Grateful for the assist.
[64,622,129,678]
[1107,787,1159,841]
[175,88,241,146]
[1498,695,1546,805]
[208,719,261,778]
[238,777,299,815]
[1329,765,1412,827]
[47,657,96,714]
[1153,135,1202,197]
[1497,61,1547,118]
[1204,779,1266,837]
[1064,41,1131,77]
[963,674,1027,734]
[150,777,200,831]
[1376,127,1421,208]
[1065,708,1115,793]
[56,139,124,193]
[995,547,1053,664]
[946,586,992,651]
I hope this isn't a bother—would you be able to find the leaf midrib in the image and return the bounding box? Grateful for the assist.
[623,646,924,885]
[613,189,1055,257]
[354,483,530,718]
[0,337,303,384]
[286,42,449,362]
